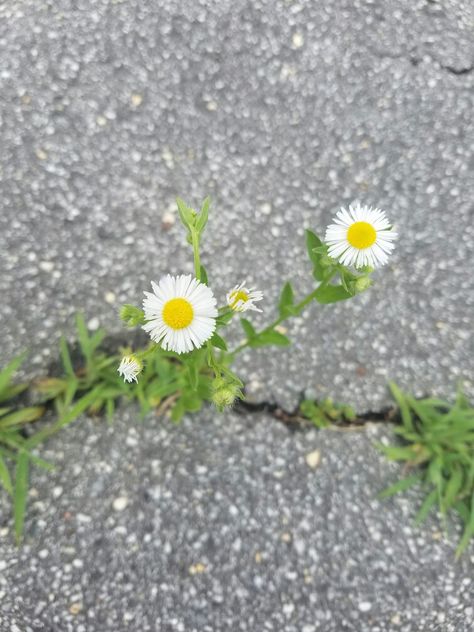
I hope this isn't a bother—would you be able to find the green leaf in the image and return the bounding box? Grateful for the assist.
[314,285,353,304]
[196,197,210,233]
[0,455,13,496]
[171,399,186,423]
[0,353,26,396]
[0,383,28,404]
[378,445,418,461]
[415,489,437,525]
[240,318,256,339]
[0,406,45,429]
[14,451,29,544]
[76,313,91,363]
[210,333,227,351]
[278,282,297,317]
[443,467,464,512]
[389,382,414,431]
[59,336,74,377]
[106,398,115,423]
[305,230,325,281]
[379,474,421,499]
[250,330,291,347]
[89,329,105,353]
[216,311,233,327]
[305,229,322,264]
[176,198,194,229]
[188,363,199,391]
[182,391,203,412]
[456,498,474,558]
[26,386,104,449]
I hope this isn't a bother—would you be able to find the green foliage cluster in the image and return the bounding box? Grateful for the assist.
[380,383,474,557]
[299,397,356,428]
[0,355,47,543]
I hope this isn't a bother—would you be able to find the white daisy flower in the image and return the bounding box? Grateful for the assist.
[118,355,143,383]
[325,203,397,268]
[142,274,218,354]
[226,281,264,312]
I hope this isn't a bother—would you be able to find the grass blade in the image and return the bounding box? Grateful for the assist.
[14,451,29,544]
[0,455,13,496]
[379,474,421,499]
[59,336,75,377]
[415,489,437,525]
[389,382,413,431]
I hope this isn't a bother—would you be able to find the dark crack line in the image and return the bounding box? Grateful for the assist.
[235,397,397,433]
[367,45,474,78]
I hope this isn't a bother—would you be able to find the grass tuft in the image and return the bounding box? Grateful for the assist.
[380,383,474,557]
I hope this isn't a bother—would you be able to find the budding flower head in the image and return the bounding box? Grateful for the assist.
[120,304,146,328]
[118,355,143,383]
[354,276,373,293]
[211,377,242,412]
[227,281,263,313]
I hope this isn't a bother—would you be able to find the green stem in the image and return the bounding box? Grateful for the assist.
[191,229,201,281]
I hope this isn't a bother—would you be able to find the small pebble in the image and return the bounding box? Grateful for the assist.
[87,317,100,331]
[292,32,304,48]
[39,261,54,272]
[113,496,129,512]
[305,449,321,469]
[69,602,83,615]
[189,562,206,575]
[130,93,143,107]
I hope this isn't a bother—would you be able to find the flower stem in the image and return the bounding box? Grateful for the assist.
[191,229,201,281]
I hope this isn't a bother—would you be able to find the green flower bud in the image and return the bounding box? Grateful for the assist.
[212,377,242,412]
[120,304,146,327]
[320,255,335,268]
[354,276,373,293]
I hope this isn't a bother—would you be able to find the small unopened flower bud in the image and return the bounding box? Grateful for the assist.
[212,377,241,412]
[354,276,372,293]
[320,255,335,267]
[120,304,145,327]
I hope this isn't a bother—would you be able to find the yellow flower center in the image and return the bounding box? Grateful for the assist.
[347,221,377,249]
[162,298,194,329]
[229,290,249,309]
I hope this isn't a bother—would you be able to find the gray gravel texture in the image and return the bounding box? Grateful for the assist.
[1,0,474,411]
[0,410,473,631]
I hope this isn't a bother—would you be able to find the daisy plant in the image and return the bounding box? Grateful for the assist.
[119,197,397,418]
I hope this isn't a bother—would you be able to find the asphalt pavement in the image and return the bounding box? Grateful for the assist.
[0,410,473,632]
[0,0,473,410]
[1,2,474,630]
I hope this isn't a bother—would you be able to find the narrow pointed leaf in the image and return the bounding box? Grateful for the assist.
[314,285,353,304]
[14,451,29,544]
[0,353,26,395]
[240,318,256,339]
[210,333,227,351]
[0,455,13,496]
[278,282,296,317]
